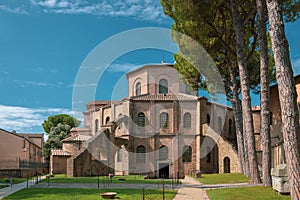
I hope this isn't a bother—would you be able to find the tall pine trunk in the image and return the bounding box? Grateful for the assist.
[228,65,248,175]
[266,0,300,198]
[230,0,261,184]
[256,0,272,187]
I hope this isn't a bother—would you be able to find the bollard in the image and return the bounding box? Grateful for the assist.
[162,178,165,200]
[10,176,12,189]
[27,177,29,189]
[97,175,100,189]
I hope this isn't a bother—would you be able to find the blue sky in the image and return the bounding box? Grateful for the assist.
[0,0,299,134]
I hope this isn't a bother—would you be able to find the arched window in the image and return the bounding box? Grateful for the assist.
[224,157,231,173]
[207,114,210,124]
[117,147,122,162]
[159,145,168,160]
[159,79,168,94]
[229,119,233,138]
[95,119,99,133]
[105,117,110,124]
[136,145,146,163]
[138,112,145,127]
[135,82,141,96]
[218,116,222,132]
[183,113,191,128]
[118,114,122,129]
[182,145,192,163]
[160,112,169,128]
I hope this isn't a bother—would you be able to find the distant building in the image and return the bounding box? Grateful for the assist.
[254,74,300,169]
[0,129,46,177]
[51,64,240,177]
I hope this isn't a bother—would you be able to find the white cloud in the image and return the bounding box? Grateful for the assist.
[0,104,83,133]
[292,58,300,75]
[13,80,62,87]
[106,63,140,72]
[27,0,169,23]
[0,5,28,15]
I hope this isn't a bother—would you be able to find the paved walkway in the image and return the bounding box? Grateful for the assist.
[0,176,46,199]
[173,176,208,200]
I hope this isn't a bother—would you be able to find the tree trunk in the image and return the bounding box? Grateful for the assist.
[266,0,300,198]
[256,0,272,187]
[230,0,261,184]
[228,65,248,176]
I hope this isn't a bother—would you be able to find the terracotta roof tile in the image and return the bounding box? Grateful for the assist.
[51,149,71,156]
[62,134,91,142]
[130,94,197,101]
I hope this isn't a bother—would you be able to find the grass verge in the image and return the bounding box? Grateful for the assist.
[196,173,250,184]
[41,174,180,184]
[206,186,290,200]
[3,188,177,200]
[0,178,29,185]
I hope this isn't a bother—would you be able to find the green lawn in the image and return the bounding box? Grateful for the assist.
[196,173,250,184]
[0,178,29,184]
[3,188,177,200]
[41,174,180,184]
[207,186,290,200]
[0,185,9,189]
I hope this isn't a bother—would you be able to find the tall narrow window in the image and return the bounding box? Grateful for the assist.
[118,114,122,129]
[206,146,211,163]
[270,112,273,125]
[160,112,169,128]
[159,79,168,94]
[207,114,210,124]
[218,116,222,132]
[159,146,168,160]
[138,112,145,127]
[117,147,122,162]
[182,145,192,162]
[229,119,233,138]
[136,145,146,163]
[95,119,99,133]
[105,117,110,124]
[135,82,141,96]
[183,112,191,128]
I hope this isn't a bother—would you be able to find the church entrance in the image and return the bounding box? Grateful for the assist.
[158,163,169,178]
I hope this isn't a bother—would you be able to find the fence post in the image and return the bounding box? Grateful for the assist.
[142,188,145,200]
[162,178,165,200]
[10,176,12,189]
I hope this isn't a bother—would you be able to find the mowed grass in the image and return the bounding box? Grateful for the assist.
[0,178,29,184]
[42,174,180,184]
[196,173,250,184]
[0,185,8,189]
[207,186,290,200]
[3,188,177,200]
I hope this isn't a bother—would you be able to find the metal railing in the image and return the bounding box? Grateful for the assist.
[0,159,47,170]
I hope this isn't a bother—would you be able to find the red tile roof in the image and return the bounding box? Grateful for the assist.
[51,149,71,156]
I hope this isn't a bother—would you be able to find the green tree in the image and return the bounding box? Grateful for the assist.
[161,0,268,178]
[42,114,81,161]
[229,0,260,184]
[256,0,272,187]
[266,0,300,198]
